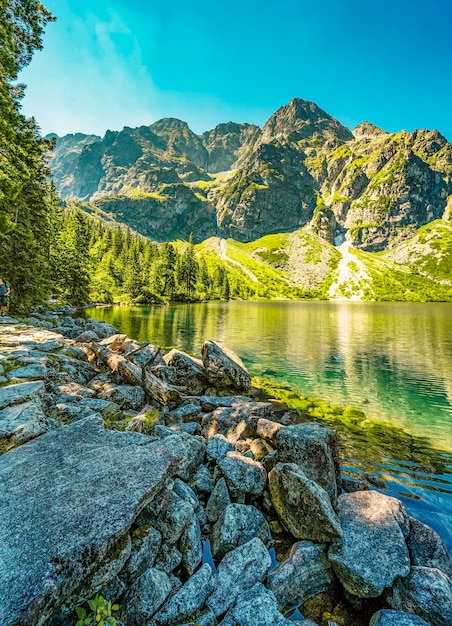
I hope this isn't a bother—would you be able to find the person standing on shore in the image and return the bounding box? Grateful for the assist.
[0,279,11,317]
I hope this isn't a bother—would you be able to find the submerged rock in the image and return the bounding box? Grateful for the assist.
[0,418,184,626]
[328,490,410,598]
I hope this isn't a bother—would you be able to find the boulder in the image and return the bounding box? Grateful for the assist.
[194,464,215,493]
[6,363,47,381]
[256,417,284,442]
[208,538,272,617]
[143,489,194,543]
[154,564,214,626]
[206,477,231,523]
[387,566,452,626]
[0,400,49,443]
[267,541,335,610]
[219,583,294,625]
[74,330,100,343]
[99,384,145,410]
[202,340,251,391]
[407,517,452,578]
[275,422,341,505]
[121,567,172,625]
[200,395,253,411]
[180,515,203,576]
[56,383,96,399]
[120,526,162,584]
[166,402,201,424]
[203,402,273,442]
[328,490,410,598]
[0,418,185,625]
[268,463,342,541]
[163,349,208,395]
[219,451,267,497]
[369,609,432,625]
[206,433,236,461]
[154,543,183,573]
[0,381,45,410]
[211,504,270,558]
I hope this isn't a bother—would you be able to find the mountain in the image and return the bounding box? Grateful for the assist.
[48,97,452,249]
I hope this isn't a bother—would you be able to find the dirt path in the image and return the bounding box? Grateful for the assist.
[218,239,259,283]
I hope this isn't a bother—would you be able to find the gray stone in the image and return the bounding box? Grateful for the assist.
[154,564,214,626]
[173,431,206,481]
[121,567,172,626]
[202,340,251,391]
[203,402,274,443]
[99,384,145,410]
[387,566,452,626]
[0,400,49,442]
[0,381,45,410]
[194,464,215,493]
[128,343,165,368]
[256,417,284,441]
[154,543,183,573]
[342,475,371,493]
[206,433,236,461]
[200,395,253,411]
[211,504,269,558]
[90,533,132,589]
[276,422,341,505]
[163,349,208,395]
[166,402,201,424]
[269,463,342,541]
[6,363,47,381]
[85,320,118,339]
[218,583,293,626]
[370,609,432,626]
[0,419,185,625]
[78,398,121,416]
[144,489,194,544]
[249,437,271,460]
[219,451,267,497]
[57,382,96,399]
[60,345,87,361]
[207,537,272,617]
[178,608,216,626]
[206,477,231,523]
[173,478,201,511]
[407,517,452,578]
[180,515,203,576]
[74,330,100,343]
[328,490,410,598]
[99,334,128,350]
[267,541,334,610]
[120,526,162,584]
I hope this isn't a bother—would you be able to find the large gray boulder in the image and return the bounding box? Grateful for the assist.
[0,400,49,443]
[268,463,342,541]
[0,380,45,410]
[99,383,145,410]
[267,541,335,610]
[120,526,162,584]
[206,433,236,461]
[163,348,208,395]
[369,610,432,625]
[6,363,47,381]
[211,503,270,558]
[120,567,172,626]
[219,451,267,497]
[180,515,203,576]
[387,566,452,626]
[407,517,452,578]
[143,488,194,543]
[328,490,410,598]
[202,340,252,391]
[0,417,185,626]
[203,402,273,442]
[275,422,341,505]
[154,564,214,626]
[219,583,294,625]
[207,537,272,617]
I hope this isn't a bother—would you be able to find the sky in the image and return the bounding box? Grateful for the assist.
[19,0,452,140]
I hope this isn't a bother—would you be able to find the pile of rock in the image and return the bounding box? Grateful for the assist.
[0,312,451,626]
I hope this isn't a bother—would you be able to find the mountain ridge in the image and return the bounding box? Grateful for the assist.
[48,97,452,250]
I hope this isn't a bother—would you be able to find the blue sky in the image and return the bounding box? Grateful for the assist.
[19,0,452,140]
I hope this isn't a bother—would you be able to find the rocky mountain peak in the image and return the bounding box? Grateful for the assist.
[352,121,388,139]
[261,97,353,145]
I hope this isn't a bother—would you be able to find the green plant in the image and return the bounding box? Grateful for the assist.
[75,595,119,626]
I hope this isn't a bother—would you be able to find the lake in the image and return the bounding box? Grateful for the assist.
[88,301,452,548]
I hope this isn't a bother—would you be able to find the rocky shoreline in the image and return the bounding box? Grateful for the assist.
[0,311,451,626]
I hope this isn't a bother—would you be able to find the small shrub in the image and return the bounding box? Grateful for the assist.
[75,594,119,626]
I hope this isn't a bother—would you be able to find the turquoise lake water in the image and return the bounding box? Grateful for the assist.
[88,301,452,548]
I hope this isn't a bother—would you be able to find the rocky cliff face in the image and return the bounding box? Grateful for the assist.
[48,98,452,249]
